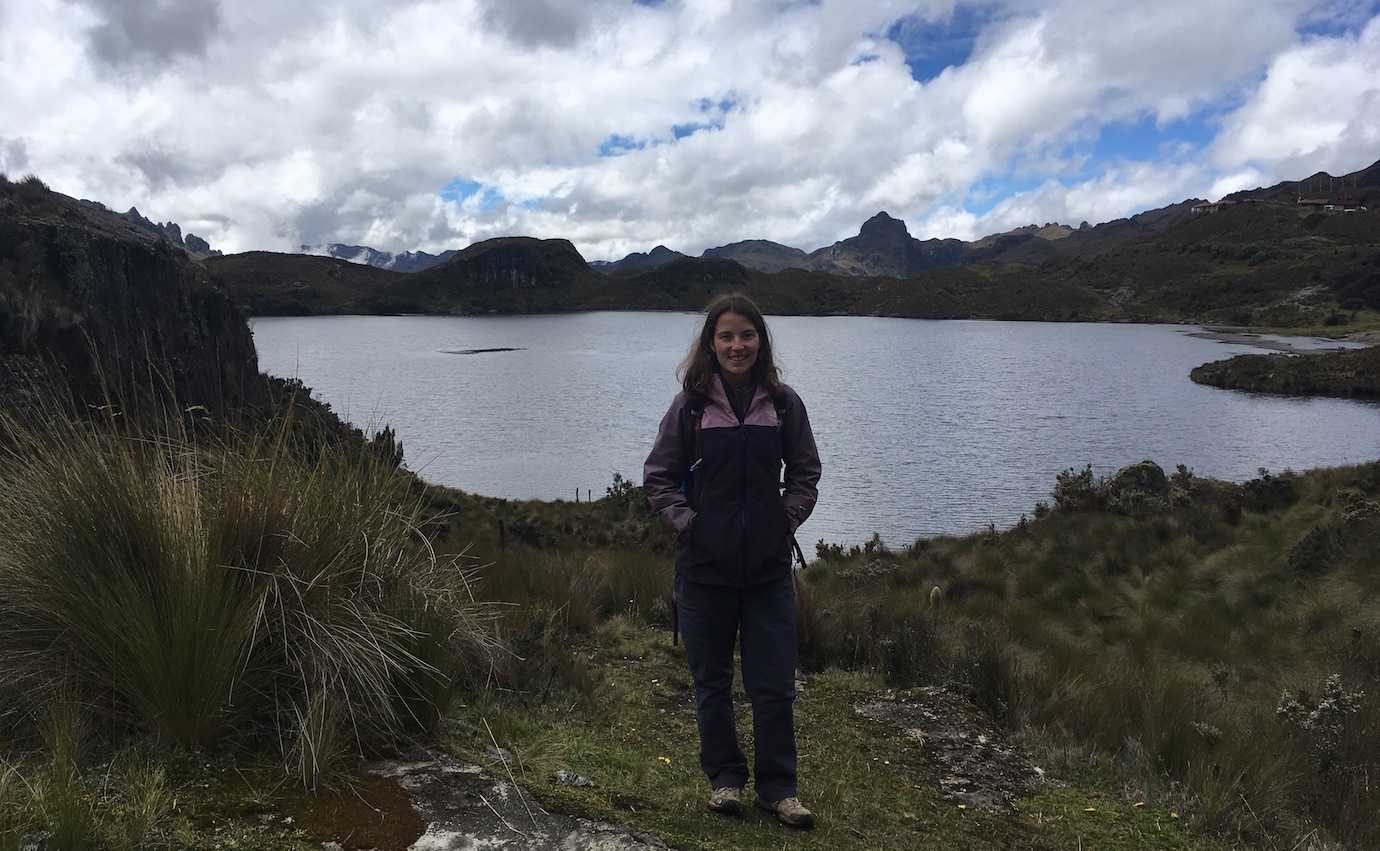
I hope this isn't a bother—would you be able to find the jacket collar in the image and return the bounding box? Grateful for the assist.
[703,374,779,428]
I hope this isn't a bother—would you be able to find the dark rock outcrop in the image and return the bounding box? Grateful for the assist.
[0,176,258,415]
[807,212,967,277]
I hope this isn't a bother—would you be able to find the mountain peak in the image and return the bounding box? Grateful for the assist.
[859,211,911,240]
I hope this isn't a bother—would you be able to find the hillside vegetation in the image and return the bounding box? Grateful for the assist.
[1191,345,1380,398]
[428,459,1380,850]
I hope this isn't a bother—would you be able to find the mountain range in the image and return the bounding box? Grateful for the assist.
[197,157,1380,330]
[297,157,1379,280]
[6,157,1376,328]
[315,210,1083,278]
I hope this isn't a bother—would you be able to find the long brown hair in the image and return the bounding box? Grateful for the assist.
[678,292,783,400]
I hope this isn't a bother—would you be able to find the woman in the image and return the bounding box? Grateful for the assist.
[642,292,821,829]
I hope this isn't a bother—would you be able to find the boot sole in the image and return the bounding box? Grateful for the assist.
[707,799,742,816]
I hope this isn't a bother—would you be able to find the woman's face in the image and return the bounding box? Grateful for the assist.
[712,311,760,384]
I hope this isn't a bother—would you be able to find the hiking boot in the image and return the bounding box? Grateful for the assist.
[707,786,743,816]
[756,796,816,829]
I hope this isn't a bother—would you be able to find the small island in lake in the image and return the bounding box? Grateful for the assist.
[1191,345,1380,399]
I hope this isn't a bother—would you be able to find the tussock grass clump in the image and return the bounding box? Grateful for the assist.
[0,396,499,788]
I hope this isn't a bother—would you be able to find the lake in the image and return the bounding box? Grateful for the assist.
[250,313,1380,547]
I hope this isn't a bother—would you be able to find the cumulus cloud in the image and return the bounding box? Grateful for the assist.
[1213,16,1380,179]
[2,0,1375,259]
[69,0,223,68]
[913,160,1210,240]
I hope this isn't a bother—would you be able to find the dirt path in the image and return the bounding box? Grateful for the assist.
[854,686,1047,813]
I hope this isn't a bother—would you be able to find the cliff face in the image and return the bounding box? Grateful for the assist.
[0,176,258,415]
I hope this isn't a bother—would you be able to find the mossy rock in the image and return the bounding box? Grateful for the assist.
[1104,460,1169,500]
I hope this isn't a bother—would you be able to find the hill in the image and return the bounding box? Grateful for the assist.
[393,235,605,313]
[204,250,407,315]
[701,238,808,272]
[597,244,688,273]
[0,174,257,414]
[1225,158,1380,209]
[805,211,968,276]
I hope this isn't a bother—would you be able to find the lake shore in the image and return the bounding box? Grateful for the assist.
[1186,327,1370,352]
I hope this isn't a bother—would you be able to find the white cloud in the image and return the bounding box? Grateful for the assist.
[915,160,1211,238]
[1210,168,1269,199]
[1213,16,1380,179]
[1,0,1373,259]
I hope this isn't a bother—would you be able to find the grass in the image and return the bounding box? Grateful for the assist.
[789,461,1380,848]
[447,616,1225,851]
[0,376,1375,848]
[0,389,500,789]
[424,459,1377,848]
[1247,307,1380,338]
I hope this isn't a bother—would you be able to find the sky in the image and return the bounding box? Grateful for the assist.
[1,0,1378,261]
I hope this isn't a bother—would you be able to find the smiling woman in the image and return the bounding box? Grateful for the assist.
[643,292,822,828]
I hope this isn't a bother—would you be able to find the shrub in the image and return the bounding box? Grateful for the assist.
[1287,522,1346,574]
[958,629,1021,726]
[0,397,499,787]
[1052,464,1102,512]
[1276,674,1364,771]
[1242,468,1298,512]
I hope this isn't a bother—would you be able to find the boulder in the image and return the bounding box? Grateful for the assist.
[1104,460,1169,502]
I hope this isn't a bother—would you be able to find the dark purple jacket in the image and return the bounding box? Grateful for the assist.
[643,375,821,586]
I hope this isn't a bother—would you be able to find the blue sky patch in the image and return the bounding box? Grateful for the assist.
[955,110,1220,218]
[885,5,994,82]
[440,177,503,211]
[673,122,716,139]
[695,95,738,114]
[1298,1,1380,38]
[1083,112,1215,167]
[964,175,1048,216]
[598,134,644,157]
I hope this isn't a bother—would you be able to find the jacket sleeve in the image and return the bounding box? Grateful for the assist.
[643,395,696,536]
[781,389,821,533]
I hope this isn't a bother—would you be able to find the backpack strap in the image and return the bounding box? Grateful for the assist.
[678,401,704,504]
[673,400,703,648]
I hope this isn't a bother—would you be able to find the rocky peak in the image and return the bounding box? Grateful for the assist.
[858,211,911,241]
[119,205,218,256]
